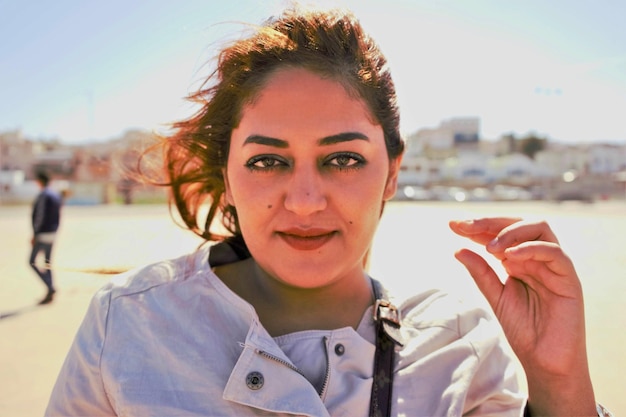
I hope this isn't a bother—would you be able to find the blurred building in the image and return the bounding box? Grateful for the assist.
[2,118,625,204]
[0,129,166,205]
[0,130,37,175]
[398,117,626,201]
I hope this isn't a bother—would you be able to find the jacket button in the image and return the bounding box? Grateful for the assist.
[246,371,264,390]
[334,343,345,356]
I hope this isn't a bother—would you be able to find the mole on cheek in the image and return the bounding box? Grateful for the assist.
[267,204,273,209]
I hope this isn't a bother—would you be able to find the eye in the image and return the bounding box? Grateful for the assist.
[245,155,289,171]
[326,152,365,170]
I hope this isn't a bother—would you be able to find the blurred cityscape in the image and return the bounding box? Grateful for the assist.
[0,129,165,205]
[1,117,626,205]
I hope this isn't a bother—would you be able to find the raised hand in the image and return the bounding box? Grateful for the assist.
[449,218,597,416]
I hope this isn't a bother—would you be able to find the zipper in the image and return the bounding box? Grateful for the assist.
[255,348,307,378]
[253,343,331,399]
[318,336,331,398]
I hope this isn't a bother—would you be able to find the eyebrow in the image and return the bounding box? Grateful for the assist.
[243,132,370,148]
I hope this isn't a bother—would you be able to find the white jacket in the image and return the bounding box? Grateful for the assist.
[46,241,525,416]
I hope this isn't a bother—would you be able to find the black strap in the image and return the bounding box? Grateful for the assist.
[369,280,403,417]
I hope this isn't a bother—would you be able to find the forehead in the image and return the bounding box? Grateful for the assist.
[234,67,380,140]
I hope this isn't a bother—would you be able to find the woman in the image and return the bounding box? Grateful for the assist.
[46,7,604,416]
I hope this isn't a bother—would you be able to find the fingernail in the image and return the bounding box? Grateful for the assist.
[453,219,473,229]
[487,237,499,249]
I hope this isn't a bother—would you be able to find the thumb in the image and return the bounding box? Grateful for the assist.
[454,248,503,312]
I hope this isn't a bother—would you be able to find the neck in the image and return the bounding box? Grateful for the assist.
[217,258,374,336]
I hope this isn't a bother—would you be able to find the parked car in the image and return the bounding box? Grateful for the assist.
[491,185,533,201]
[394,185,434,201]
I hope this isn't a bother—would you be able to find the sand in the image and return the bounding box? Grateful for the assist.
[1,201,624,415]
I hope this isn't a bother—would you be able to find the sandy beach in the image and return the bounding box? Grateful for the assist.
[1,201,624,415]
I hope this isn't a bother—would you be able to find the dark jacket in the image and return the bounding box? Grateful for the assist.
[32,188,62,235]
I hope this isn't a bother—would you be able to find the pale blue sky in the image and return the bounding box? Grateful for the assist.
[1,0,625,144]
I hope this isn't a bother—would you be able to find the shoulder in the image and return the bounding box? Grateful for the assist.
[42,188,62,203]
[42,187,59,197]
[393,286,505,354]
[99,245,213,301]
[399,289,493,332]
[391,288,524,414]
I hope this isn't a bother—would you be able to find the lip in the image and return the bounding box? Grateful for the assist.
[276,228,337,251]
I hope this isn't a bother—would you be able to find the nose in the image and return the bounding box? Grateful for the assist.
[284,164,327,216]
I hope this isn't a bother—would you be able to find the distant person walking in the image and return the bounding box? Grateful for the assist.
[30,171,62,304]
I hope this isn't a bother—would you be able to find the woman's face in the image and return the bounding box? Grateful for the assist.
[225,67,400,289]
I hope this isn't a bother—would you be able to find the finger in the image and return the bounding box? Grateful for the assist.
[449,217,522,246]
[505,242,573,272]
[500,258,549,292]
[487,220,560,258]
[454,248,503,311]
[503,242,580,287]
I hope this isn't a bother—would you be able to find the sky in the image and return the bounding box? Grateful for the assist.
[1,0,625,145]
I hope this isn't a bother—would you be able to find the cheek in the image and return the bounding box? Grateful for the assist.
[227,170,278,212]
[350,180,388,228]
[339,183,385,222]
[341,170,388,204]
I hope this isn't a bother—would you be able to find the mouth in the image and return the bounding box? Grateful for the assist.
[276,229,337,251]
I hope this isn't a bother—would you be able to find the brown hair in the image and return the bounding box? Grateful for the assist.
[161,7,404,241]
